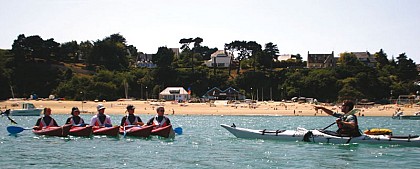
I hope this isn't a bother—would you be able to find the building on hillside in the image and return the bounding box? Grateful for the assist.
[204,50,232,68]
[307,51,336,68]
[352,51,377,67]
[202,87,245,100]
[136,53,156,68]
[277,54,296,61]
[159,87,190,101]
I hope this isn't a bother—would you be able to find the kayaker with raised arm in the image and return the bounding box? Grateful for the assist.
[90,104,112,127]
[120,104,144,126]
[146,106,171,128]
[65,107,85,126]
[314,100,361,137]
[33,108,59,129]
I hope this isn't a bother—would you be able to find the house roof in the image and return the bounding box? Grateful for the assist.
[160,87,188,95]
[211,50,228,58]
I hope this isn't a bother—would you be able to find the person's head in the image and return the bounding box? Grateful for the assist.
[126,104,135,114]
[43,107,52,116]
[71,107,80,116]
[156,106,165,116]
[341,100,354,113]
[97,104,106,114]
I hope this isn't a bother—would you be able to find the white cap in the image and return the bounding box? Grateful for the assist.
[97,104,106,111]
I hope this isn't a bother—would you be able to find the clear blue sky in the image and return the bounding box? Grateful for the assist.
[1,0,419,63]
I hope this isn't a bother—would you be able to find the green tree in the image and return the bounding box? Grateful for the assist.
[396,53,417,82]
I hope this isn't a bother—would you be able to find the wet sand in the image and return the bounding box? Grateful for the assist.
[1,100,419,117]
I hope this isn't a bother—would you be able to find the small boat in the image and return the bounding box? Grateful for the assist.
[393,115,420,120]
[32,124,72,137]
[151,125,174,138]
[119,125,153,137]
[92,126,119,137]
[221,124,420,146]
[69,126,93,137]
[9,102,42,116]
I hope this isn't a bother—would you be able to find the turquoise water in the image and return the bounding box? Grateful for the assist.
[1,115,420,169]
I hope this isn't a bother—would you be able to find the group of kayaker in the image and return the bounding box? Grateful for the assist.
[33,104,171,130]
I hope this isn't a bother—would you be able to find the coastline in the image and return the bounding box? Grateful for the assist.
[1,100,419,117]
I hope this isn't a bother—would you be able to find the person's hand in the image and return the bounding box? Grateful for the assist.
[335,118,342,123]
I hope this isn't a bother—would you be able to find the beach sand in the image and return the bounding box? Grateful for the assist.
[1,100,419,117]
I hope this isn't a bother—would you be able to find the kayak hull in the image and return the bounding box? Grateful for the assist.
[151,125,174,138]
[92,126,119,137]
[32,124,72,137]
[69,126,93,137]
[221,124,420,146]
[119,125,153,137]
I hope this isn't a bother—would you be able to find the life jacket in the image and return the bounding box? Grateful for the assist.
[69,116,84,125]
[152,115,168,127]
[40,117,55,128]
[92,115,111,127]
[337,114,361,137]
[124,115,139,126]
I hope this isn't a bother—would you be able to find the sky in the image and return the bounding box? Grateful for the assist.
[1,0,420,63]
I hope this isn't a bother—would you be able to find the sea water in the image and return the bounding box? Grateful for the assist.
[1,115,420,169]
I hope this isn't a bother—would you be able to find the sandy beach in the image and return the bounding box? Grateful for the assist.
[1,100,419,117]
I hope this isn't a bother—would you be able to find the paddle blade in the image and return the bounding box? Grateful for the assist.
[7,126,25,134]
[174,127,183,135]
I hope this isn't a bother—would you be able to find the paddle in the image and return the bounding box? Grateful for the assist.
[323,109,361,130]
[173,127,183,135]
[7,126,31,134]
[1,110,18,124]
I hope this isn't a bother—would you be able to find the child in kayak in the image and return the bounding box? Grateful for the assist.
[66,107,85,126]
[90,104,112,127]
[120,104,144,126]
[146,106,171,128]
[33,108,59,129]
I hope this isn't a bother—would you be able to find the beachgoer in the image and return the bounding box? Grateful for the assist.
[146,106,171,127]
[90,104,112,127]
[120,104,144,126]
[33,108,59,129]
[66,107,85,126]
[314,100,361,137]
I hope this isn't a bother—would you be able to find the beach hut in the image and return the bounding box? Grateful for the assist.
[159,87,190,101]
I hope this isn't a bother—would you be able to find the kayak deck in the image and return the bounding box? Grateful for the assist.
[33,124,72,137]
[120,125,153,137]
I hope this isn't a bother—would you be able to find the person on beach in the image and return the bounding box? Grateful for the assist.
[65,107,85,126]
[146,106,171,128]
[120,104,144,126]
[33,108,59,129]
[314,100,361,137]
[90,104,112,127]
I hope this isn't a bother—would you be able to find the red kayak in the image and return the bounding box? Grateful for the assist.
[119,125,153,137]
[151,125,174,138]
[69,126,93,137]
[92,126,119,137]
[32,124,72,137]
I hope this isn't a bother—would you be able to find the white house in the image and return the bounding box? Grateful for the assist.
[204,50,232,68]
[277,54,295,61]
[159,87,190,101]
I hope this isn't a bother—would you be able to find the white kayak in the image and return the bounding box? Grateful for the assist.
[221,124,420,146]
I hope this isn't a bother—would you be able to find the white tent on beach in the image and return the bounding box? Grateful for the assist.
[159,87,190,101]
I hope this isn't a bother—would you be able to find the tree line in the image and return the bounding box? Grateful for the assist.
[0,33,417,103]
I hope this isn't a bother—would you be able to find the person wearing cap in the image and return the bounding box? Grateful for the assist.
[65,107,85,126]
[90,104,112,127]
[33,108,59,129]
[146,106,171,128]
[120,104,144,126]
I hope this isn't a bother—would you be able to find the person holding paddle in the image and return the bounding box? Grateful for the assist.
[146,106,171,128]
[120,104,144,126]
[314,100,361,137]
[90,104,112,127]
[65,107,85,126]
[33,108,59,130]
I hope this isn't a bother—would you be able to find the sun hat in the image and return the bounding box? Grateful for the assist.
[97,104,106,111]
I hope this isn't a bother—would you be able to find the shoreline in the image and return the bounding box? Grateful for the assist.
[1,100,419,117]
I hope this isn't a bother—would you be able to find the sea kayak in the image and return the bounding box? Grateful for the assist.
[151,125,174,138]
[69,126,93,137]
[221,124,420,146]
[92,126,119,137]
[119,125,153,137]
[32,124,72,137]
